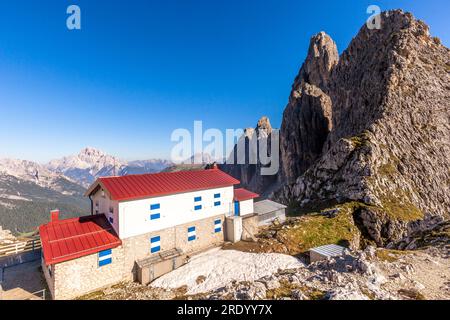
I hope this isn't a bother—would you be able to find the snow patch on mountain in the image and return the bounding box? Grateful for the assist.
[45,147,173,188]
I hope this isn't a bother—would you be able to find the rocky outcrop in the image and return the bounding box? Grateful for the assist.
[280,32,337,184]
[274,10,450,245]
[220,116,278,195]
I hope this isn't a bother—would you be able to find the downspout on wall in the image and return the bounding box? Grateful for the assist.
[89,194,93,215]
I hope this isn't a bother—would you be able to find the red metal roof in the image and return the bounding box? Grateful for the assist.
[234,188,259,201]
[39,214,122,266]
[87,168,240,201]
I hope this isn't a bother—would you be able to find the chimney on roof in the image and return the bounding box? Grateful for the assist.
[50,209,59,222]
[208,162,219,170]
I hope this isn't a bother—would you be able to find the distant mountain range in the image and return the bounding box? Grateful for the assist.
[46,147,173,188]
[0,147,174,234]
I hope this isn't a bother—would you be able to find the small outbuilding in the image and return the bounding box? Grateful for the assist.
[309,244,347,263]
[253,199,287,226]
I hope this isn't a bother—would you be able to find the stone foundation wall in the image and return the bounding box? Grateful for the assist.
[52,246,125,300]
[122,214,225,280]
[48,215,225,299]
[41,257,55,299]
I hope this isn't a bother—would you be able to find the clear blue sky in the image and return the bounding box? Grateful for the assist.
[0,0,448,162]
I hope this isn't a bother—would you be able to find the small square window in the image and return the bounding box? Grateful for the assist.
[188,226,196,241]
[108,216,114,224]
[214,219,222,233]
[98,249,112,267]
[194,196,202,202]
[150,236,161,253]
[194,205,202,211]
[214,201,221,207]
[214,193,221,199]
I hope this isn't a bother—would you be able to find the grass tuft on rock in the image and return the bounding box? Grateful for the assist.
[278,202,362,254]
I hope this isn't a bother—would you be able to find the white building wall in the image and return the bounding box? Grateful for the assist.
[118,186,234,239]
[239,199,254,216]
[91,189,120,234]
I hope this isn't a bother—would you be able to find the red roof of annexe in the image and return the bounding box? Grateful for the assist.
[85,168,240,201]
[39,214,122,266]
[234,188,259,202]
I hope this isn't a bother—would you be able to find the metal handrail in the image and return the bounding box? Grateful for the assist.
[24,289,46,300]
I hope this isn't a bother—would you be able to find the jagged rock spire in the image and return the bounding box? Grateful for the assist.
[280,32,338,184]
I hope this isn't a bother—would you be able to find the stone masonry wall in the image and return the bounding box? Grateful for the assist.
[53,246,125,300]
[41,257,55,299]
[49,215,225,299]
[122,214,225,280]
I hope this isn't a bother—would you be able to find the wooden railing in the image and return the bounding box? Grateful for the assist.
[0,237,41,257]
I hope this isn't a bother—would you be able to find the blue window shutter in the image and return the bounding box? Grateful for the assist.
[194,205,202,211]
[214,201,221,207]
[150,204,160,210]
[188,236,196,242]
[99,249,112,257]
[150,236,161,243]
[214,219,221,225]
[150,213,161,220]
[188,226,196,233]
[99,258,112,266]
[151,246,161,253]
[194,196,202,202]
[214,193,221,198]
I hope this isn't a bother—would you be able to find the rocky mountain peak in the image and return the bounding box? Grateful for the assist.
[275,10,450,246]
[79,147,107,158]
[280,32,337,184]
[296,31,339,91]
[256,116,272,134]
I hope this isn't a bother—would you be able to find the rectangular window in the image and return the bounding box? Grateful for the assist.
[150,204,160,210]
[194,196,202,202]
[214,219,222,233]
[214,201,221,207]
[98,249,112,267]
[188,226,196,241]
[214,193,221,199]
[150,236,161,253]
[194,205,202,211]
[108,216,114,224]
[150,213,161,220]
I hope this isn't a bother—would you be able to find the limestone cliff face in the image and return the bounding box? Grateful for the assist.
[222,10,449,246]
[275,10,450,246]
[280,32,337,184]
[220,116,278,195]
